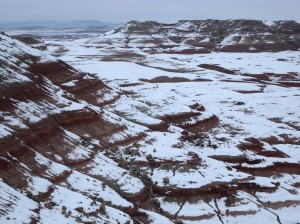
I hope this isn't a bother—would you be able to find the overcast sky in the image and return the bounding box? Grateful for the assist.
[0,0,299,23]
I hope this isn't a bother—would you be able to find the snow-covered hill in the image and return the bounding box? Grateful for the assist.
[88,20,300,54]
[1,18,300,224]
[0,32,145,224]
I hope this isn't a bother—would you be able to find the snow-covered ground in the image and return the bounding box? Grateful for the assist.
[1,28,300,223]
[41,34,300,223]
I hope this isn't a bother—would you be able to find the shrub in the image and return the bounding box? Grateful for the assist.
[163,177,170,185]
[99,203,106,215]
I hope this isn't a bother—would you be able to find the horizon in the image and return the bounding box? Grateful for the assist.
[1,18,300,26]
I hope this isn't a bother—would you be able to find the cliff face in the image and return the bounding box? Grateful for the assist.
[89,20,300,53]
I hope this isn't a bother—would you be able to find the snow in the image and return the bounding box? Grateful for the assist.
[200,37,210,43]
[0,124,14,138]
[60,38,300,196]
[171,44,206,53]
[141,209,174,224]
[176,22,196,31]
[14,100,49,123]
[34,151,133,208]
[219,33,240,47]
[61,80,77,87]
[66,171,133,208]
[177,201,215,217]
[263,20,275,27]
[72,60,199,83]
[26,176,53,196]
[35,152,68,177]
[86,153,145,194]
[0,180,38,224]
[249,47,257,51]
[39,185,132,224]
[0,32,54,64]
[273,144,300,161]
[1,27,300,223]
[151,159,250,188]
[63,129,81,141]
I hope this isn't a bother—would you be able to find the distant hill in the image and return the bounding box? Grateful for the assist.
[0,20,120,31]
[89,19,300,53]
[0,20,121,39]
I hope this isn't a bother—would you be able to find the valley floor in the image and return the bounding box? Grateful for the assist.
[49,38,300,223]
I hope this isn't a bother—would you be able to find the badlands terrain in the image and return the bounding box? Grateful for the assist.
[0,20,300,224]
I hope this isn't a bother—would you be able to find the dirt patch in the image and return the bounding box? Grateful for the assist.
[51,170,72,184]
[241,73,271,81]
[234,162,300,176]
[262,135,300,145]
[193,78,213,82]
[235,90,264,94]
[189,103,206,111]
[12,35,42,45]
[209,155,263,165]
[237,138,288,158]
[28,60,74,82]
[198,64,236,74]
[238,138,264,152]
[140,76,212,83]
[185,115,219,133]
[122,187,149,203]
[176,214,215,222]
[239,72,300,88]
[119,83,143,87]
[161,112,202,124]
[269,117,300,131]
[265,200,300,210]
[140,76,190,83]
[145,122,169,132]
[278,81,300,87]
[152,180,276,198]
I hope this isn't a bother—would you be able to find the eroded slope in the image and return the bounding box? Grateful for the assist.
[1,21,300,224]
